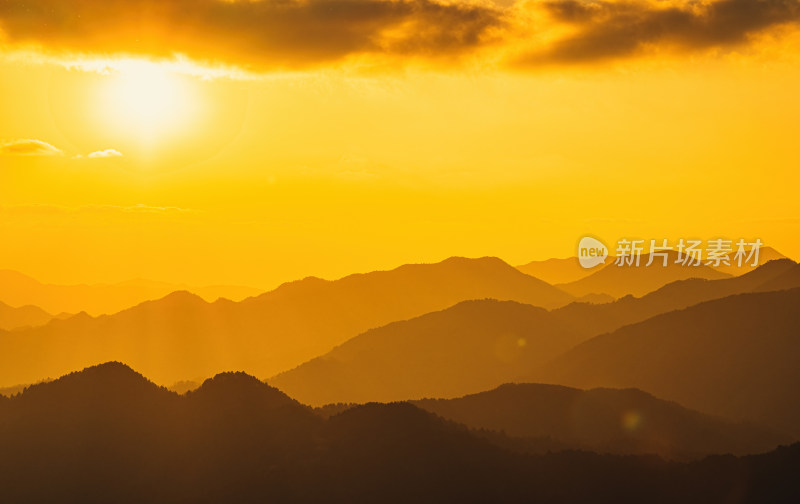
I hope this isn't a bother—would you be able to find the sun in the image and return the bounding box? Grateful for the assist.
[46,57,247,170]
[98,60,197,147]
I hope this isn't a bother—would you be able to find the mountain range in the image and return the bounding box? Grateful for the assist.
[551,258,799,337]
[516,256,601,285]
[556,250,732,298]
[712,246,788,276]
[271,259,800,407]
[519,247,787,293]
[270,299,586,405]
[0,269,262,316]
[534,288,800,437]
[4,254,799,446]
[0,257,574,387]
[0,300,55,331]
[412,383,789,460]
[1,362,798,503]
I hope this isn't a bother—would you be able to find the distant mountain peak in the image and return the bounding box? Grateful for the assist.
[438,256,528,274]
[159,290,206,303]
[197,371,265,390]
[62,361,151,384]
[191,371,301,410]
[328,401,440,431]
[557,252,731,298]
[13,361,164,402]
[441,255,507,265]
[0,269,41,284]
[121,290,207,313]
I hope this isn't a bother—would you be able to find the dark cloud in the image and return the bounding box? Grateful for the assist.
[0,0,505,69]
[1,0,799,70]
[0,139,63,156]
[518,0,800,65]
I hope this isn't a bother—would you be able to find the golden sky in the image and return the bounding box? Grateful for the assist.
[1,0,799,288]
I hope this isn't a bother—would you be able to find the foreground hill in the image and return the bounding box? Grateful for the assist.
[0,300,53,331]
[0,363,798,504]
[270,299,587,405]
[557,251,730,298]
[0,269,262,316]
[535,288,800,437]
[413,383,790,460]
[0,257,573,387]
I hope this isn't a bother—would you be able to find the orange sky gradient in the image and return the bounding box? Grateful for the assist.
[1,0,800,288]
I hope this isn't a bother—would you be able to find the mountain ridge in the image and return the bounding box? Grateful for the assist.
[0,300,53,331]
[0,256,573,387]
[270,298,590,405]
[1,362,799,503]
[0,269,262,316]
[534,287,800,437]
[412,382,791,459]
[556,250,732,298]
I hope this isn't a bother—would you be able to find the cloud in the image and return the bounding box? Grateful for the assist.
[87,149,123,158]
[1,0,798,71]
[515,0,800,66]
[0,139,63,156]
[1,143,124,160]
[0,0,505,70]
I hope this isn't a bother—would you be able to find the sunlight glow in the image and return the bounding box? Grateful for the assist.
[98,60,196,144]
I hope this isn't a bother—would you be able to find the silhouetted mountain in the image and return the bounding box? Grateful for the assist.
[713,246,789,276]
[270,299,586,405]
[517,246,789,286]
[0,257,573,387]
[0,300,53,330]
[573,292,615,304]
[188,371,311,415]
[516,256,603,284]
[0,363,799,503]
[0,269,262,316]
[557,251,731,298]
[535,288,800,437]
[271,260,800,405]
[167,379,202,394]
[271,260,800,406]
[413,383,790,460]
[247,255,572,311]
[754,262,800,292]
[552,258,799,337]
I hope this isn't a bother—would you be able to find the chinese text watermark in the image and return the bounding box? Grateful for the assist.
[578,237,762,269]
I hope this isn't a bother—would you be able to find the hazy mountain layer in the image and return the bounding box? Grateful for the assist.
[272,260,800,406]
[271,299,586,405]
[557,251,731,298]
[0,257,573,387]
[0,300,53,331]
[535,288,800,437]
[0,269,262,316]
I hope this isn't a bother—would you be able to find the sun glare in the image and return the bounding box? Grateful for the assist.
[99,60,196,145]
